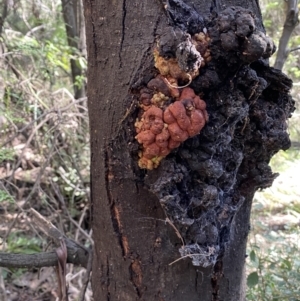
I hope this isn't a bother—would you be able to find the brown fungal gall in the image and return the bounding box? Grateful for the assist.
[168,122,189,142]
[179,87,196,100]
[135,32,209,169]
[146,74,179,105]
[168,139,181,150]
[140,93,152,106]
[155,126,170,148]
[188,110,206,137]
[135,130,155,146]
[151,92,169,108]
[143,143,160,159]
[192,32,212,66]
[143,106,164,134]
[165,76,180,97]
[179,87,207,113]
[163,88,208,140]
[154,48,199,82]
[135,86,208,169]
[147,75,171,96]
[168,101,191,131]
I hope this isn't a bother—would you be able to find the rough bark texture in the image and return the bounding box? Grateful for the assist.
[83,0,294,300]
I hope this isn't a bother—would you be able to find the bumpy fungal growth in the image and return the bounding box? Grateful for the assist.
[209,6,276,63]
[135,25,211,170]
[137,4,294,269]
[135,85,208,170]
[154,48,199,83]
[130,3,294,273]
[192,32,212,66]
[154,27,207,83]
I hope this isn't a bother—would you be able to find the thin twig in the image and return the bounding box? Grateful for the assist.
[79,248,93,301]
[169,252,211,266]
[2,133,59,246]
[165,218,185,246]
[289,46,300,53]
[164,73,192,88]
[0,209,89,269]
[0,268,7,301]
[31,208,89,267]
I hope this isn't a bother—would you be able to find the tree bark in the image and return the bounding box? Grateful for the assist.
[83,0,294,300]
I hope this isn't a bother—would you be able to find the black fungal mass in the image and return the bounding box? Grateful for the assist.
[165,0,205,34]
[139,5,295,267]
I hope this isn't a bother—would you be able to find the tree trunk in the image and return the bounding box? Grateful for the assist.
[83,0,294,300]
[62,0,86,99]
[274,0,299,70]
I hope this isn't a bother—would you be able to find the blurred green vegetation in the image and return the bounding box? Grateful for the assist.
[0,1,90,297]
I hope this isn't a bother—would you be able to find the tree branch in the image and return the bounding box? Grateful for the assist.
[0,0,8,36]
[289,46,300,53]
[61,0,85,100]
[0,209,90,269]
[274,0,299,70]
[0,251,75,268]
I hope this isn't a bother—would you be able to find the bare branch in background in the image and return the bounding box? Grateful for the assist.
[61,0,86,100]
[0,0,8,36]
[289,46,300,52]
[0,209,90,269]
[56,240,69,301]
[274,0,299,70]
[78,248,93,301]
[30,208,90,267]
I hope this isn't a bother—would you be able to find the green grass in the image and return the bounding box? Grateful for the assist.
[0,148,15,163]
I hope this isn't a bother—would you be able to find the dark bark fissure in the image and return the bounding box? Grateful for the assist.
[105,149,127,258]
[119,0,127,68]
[85,0,295,300]
[106,256,110,301]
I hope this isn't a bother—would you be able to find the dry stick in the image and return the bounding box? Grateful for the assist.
[50,181,93,245]
[55,239,68,301]
[78,248,93,301]
[289,46,300,53]
[165,218,185,246]
[69,155,91,203]
[2,134,59,246]
[164,73,192,89]
[168,252,211,266]
[30,209,89,263]
[0,209,89,269]
[75,205,89,242]
[0,268,7,301]
[0,251,68,268]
